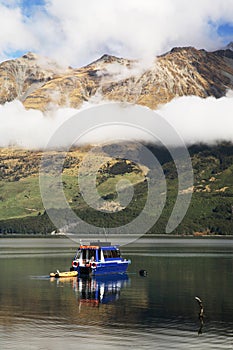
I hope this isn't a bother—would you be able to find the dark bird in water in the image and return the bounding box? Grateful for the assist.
[139,269,148,277]
[195,296,204,334]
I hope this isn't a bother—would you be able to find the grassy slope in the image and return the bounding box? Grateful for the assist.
[0,177,43,219]
[0,143,233,235]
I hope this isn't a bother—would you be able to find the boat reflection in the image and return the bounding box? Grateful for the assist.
[73,274,130,307]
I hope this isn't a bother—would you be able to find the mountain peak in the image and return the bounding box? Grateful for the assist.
[99,54,120,62]
[87,53,132,72]
[21,52,38,61]
[225,42,233,51]
[92,53,127,66]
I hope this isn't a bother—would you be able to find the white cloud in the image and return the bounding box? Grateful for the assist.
[39,0,233,66]
[0,4,36,60]
[1,0,233,149]
[159,93,233,145]
[0,100,78,148]
[1,93,233,149]
[1,0,233,66]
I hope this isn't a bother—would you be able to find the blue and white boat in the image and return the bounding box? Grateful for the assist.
[71,241,131,276]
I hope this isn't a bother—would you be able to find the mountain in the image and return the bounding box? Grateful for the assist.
[1,45,233,111]
[223,41,233,51]
[0,142,233,235]
[0,52,71,105]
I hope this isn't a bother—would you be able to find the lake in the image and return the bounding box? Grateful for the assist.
[0,237,233,349]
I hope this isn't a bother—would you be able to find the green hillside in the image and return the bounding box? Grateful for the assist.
[0,142,233,235]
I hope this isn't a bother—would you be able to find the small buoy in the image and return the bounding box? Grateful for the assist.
[139,269,148,277]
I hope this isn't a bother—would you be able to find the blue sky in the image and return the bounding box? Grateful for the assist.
[20,0,46,16]
[217,23,233,42]
[3,0,46,58]
[1,0,233,66]
[2,0,45,13]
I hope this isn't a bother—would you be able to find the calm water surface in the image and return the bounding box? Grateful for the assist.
[0,237,233,349]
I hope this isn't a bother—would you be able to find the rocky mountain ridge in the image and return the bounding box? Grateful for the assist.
[1,45,233,111]
[224,41,233,51]
[0,51,71,105]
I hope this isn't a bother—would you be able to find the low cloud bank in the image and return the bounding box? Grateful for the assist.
[0,101,78,149]
[0,93,233,149]
[159,92,233,145]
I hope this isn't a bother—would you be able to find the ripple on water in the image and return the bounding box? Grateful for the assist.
[1,319,233,350]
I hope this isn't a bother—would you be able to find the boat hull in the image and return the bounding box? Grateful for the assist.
[77,261,129,276]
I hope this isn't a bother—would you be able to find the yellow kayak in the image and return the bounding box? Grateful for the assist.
[50,270,78,278]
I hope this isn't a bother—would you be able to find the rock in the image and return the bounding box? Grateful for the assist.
[139,269,148,277]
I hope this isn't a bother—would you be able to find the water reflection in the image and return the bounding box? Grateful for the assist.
[73,275,130,307]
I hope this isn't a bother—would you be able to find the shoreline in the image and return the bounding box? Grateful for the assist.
[1,233,233,239]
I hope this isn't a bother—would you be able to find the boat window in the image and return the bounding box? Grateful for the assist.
[112,249,121,258]
[81,249,96,261]
[74,249,81,259]
[88,249,96,261]
[103,249,121,258]
[82,249,87,260]
[103,250,110,258]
